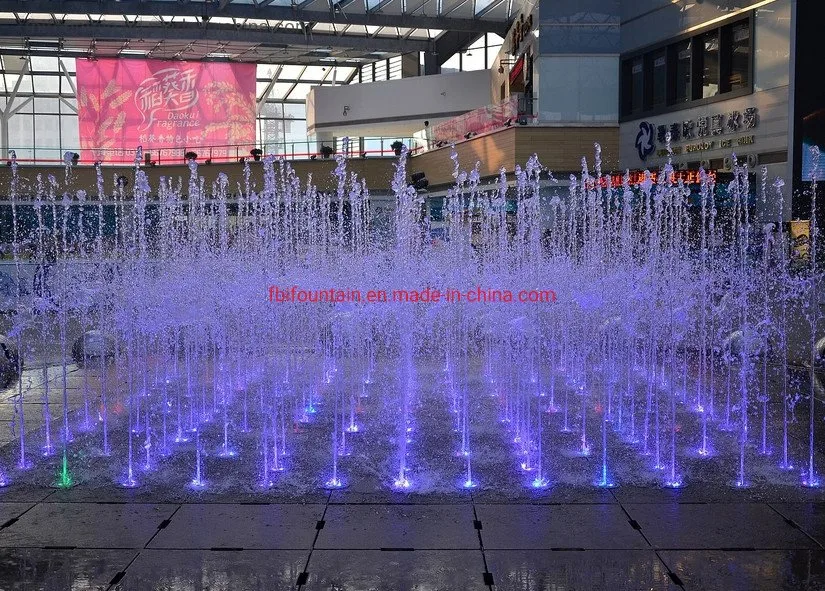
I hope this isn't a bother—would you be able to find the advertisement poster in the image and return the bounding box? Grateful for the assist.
[76,59,256,162]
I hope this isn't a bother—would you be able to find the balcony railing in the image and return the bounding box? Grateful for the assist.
[5,137,422,166]
[413,95,536,151]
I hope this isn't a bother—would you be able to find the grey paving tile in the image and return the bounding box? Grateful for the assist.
[316,505,478,549]
[0,548,135,591]
[148,503,324,550]
[0,503,176,549]
[613,484,825,504]
[328,489,473,504]
[0,487,53,503]
[303,549,488,590]
[625,503,819,550]
[0,502,34,525]
[116,549,306,591]
[475,504,648,550]
[485,549,678,591]
[472,484,617,504]
[659,550,825,591]
[772,503,825,546]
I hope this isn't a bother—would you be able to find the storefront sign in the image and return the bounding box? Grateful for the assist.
[586,170,718,189]
[509,13,533,56]
[635,107,759,161]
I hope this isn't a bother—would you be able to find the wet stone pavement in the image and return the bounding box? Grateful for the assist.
[0,489,822,590]
[0,364,823,589]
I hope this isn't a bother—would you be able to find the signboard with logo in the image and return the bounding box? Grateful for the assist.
[76,59,256,162]
[634,106,759,162]
[509,13,534,56]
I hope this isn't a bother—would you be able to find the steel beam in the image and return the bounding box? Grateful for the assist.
[0,47,368,67]
[433,30,479,65]
[0,0,509,34]
[0,22,433,53]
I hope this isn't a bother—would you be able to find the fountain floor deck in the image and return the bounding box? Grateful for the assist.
[0,488,822,590]
[1,361,825,589]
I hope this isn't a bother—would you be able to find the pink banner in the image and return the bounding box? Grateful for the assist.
[429,96,520,145]
[76,59,256,162]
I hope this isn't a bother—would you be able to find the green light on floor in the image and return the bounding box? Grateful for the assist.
[56,451,73,488]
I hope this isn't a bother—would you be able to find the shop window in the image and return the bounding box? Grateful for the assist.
[628,57,644,114]
[650,49,667,108]
[700,30,720,99]
[673,40,692,104]
[620,15,752,119]
[725,20,750,91]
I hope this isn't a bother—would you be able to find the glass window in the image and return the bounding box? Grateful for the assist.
[60,115,80,152]
[729,20,750,90]
[389,56,402,80]
[60,97,78,114]
[8,113,34,161]
[651,49,667,108]
[286,83,314,101]
[279,65,305,80]
[256,64,280,79]
[283,118,307,143]
[30,56,58,72]
[301,66,327,81]
[361,65,373,83]
[330,66,355,82]
[283,103,306,120]
[267,82,293,100]
[469,35,486,50]
[630,57,644,113]
[12,97,33,114]
[4,73,32,94]
[441,53,460,74]
[33,74,60,93]
[60,75,76,96]
[374,60,387,81]
[34,97,60,113]
[462,50,486,71]
[34,114,60,160]
[258,119,284,149]
[260,101,283,118]
[59,57,76,73]
[674,40,692,103]
[701,30,719,98]
[362,137,383,156]
[487,45,502,70]
[256,81,271,99]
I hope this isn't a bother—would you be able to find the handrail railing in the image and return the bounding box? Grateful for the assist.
[413,95,537,152]
[6,136,424,166]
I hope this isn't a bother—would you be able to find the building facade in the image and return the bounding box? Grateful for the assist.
[617,0,794,221]
[488,0,802,221]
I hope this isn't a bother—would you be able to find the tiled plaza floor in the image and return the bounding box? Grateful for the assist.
[0,361,823,589]
[0,488,822,590]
